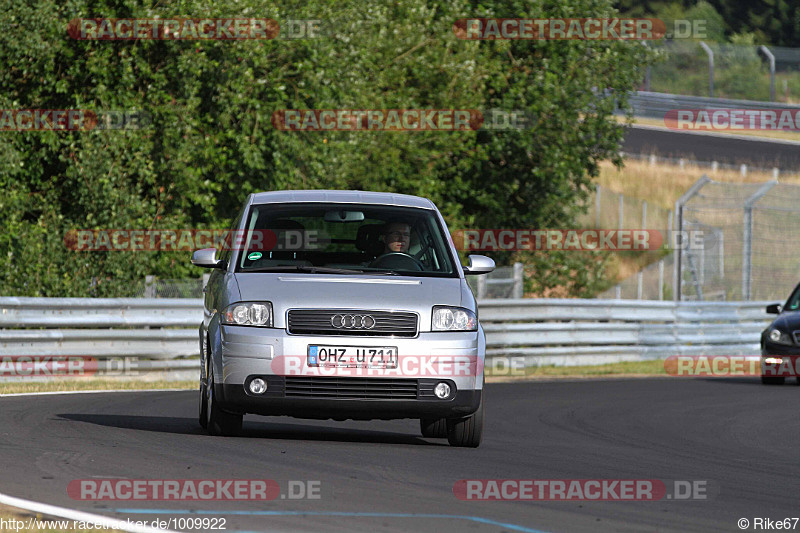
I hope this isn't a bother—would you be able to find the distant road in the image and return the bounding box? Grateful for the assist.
[622,125,800,171]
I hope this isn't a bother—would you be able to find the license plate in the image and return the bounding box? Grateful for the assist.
[308,345,398,369]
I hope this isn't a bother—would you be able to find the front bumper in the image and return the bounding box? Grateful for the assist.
[761,343,800,377]
[214,325,484,420]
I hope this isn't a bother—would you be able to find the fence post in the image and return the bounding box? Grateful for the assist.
[674,176,712,301]
[658,260,664,301]
[742,181,777,300]
[759,45,776,102]
[595,184,601,228]
[145,275,156,298]
[641,200,647,229]
[699,41,714,98]
[477,275,487,300]
[618,193,624,230]
[512,262,524,299]
[637,271,643,300]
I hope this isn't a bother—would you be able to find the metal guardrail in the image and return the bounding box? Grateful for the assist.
[480,299,772,366]
[0,297,775,378]
[625,91,800,120]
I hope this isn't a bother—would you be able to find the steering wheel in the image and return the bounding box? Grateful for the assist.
[369,253,424,271]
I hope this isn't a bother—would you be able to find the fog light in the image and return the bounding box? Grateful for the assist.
[764,357,783,365]
[434,382,451,399]
[249,378,267,394]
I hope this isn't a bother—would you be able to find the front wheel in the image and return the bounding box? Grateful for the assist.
[446,395,484,448]
[206,365,242,436]
[420,418,447,438]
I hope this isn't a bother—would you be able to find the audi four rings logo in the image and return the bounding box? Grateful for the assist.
[331,314,376,329]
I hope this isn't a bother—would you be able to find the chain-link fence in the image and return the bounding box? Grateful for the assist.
[579,184,673,235]
[130,276,206,298]
[676,176,800,301]
[466,263,524,299]
[645,41,800,102]
[599,255,675,300]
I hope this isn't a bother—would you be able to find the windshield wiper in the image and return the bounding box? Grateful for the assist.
[242,266,407,275]
[241,266,367,274]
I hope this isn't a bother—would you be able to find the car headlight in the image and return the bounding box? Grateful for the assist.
[768,328,793,346]
[222,302,273,327]
[432,306,477,331]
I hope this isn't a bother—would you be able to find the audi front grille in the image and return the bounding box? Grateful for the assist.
[287,309,418,337]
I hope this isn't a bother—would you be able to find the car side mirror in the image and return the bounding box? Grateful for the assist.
[191,248,226,269]
[463,254,495,275]
[766,303,782,314]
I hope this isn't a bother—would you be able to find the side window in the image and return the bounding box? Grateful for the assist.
[219,209,244,265]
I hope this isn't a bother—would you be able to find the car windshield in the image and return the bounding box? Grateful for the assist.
[234,203,458,277]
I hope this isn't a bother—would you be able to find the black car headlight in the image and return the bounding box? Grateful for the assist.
[222,302,273,327]
[768,328,793,346]
[432,306,477,331]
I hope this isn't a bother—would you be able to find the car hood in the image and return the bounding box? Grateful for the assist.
[233,273,464,330]
[771,310,800,331]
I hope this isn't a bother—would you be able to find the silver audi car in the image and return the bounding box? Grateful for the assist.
[191,190,494,447]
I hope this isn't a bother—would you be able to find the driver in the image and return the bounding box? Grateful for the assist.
[381,221,411,254]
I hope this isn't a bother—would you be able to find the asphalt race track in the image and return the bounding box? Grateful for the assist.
[623,125,800,171]
[0,379,798,532]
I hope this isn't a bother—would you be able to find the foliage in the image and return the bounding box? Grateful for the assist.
[0,0,653,297]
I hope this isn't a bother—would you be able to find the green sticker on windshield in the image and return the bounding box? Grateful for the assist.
[247,252,262,261]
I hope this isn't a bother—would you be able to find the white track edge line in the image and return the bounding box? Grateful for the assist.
[0,389,191,398]
[0,491,177,533]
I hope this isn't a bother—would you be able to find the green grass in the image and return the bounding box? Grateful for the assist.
[0,379,195,395]
[486,359,668,380]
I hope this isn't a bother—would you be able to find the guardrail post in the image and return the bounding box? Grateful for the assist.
[658,260,664,301]
[699,41,714,97]
[742,181,777,300]
[145,276,156,298]
[759,45,776,102]
[512,263,524,299]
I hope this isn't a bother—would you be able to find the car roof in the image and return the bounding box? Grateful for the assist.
[248,190,435,209]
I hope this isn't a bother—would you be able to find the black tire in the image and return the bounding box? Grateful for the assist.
[206,365,242,436]
[198,381,208,429]
[420,418,448,438]
[446,395,484,448]
[761,376,785,385]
